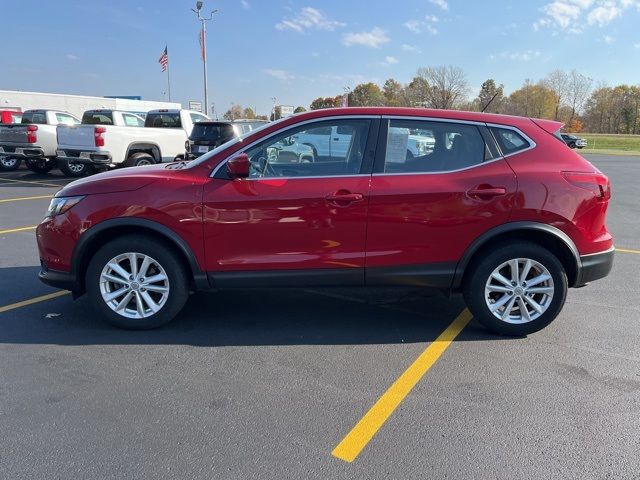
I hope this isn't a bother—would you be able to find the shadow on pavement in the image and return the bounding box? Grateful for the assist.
[0,266,508,347]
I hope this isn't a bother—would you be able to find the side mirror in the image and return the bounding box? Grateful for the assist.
[227,153,250,179]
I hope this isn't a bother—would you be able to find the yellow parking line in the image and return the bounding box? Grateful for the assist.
[617,248,640,255]
[0,177,63,188]
[0,225,37,235]
[332,308,473,463]
[0,195,53,203]
[0,290,70,314]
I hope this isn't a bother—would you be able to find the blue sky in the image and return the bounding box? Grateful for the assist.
[1,0,639,117]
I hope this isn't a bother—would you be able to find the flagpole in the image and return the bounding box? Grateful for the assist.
[166,44,171,102]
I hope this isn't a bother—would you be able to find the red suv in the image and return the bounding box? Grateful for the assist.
[37,108,613,335]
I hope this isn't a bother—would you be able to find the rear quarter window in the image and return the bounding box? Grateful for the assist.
[490,127,531,155]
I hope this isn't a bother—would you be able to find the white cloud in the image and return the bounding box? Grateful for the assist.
[588,5,621,24]
[240,0,250,9]
[491,50,542,62]
[381,56,399,65]
[634,42,640,48]
[263,69,295,80]
[429,0,449,10]
[403,15,439,34]
[401,43,422,53]
[603,34,615,43]
[342,27,390,48]
[275,7,345,33]
[534,0,638,32]
[66,53,79,61]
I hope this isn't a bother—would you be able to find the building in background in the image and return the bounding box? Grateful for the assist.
[0,90,181,118]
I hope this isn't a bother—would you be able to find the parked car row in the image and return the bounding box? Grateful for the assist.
[0,108,210,176]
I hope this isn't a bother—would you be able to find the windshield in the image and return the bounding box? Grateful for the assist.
[189,118,280,167]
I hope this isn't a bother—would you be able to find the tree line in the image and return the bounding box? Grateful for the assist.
[223,66,639,134]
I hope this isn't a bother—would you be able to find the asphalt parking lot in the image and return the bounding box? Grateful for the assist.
[1,155,639,479]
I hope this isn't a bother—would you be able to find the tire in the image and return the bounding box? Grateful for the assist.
[124,152,155,168]
[25,158,55,174]
[463,241,568,336]
[568,142,576,149]
[86,235,189,329]
[58,159,92,177]
[0,156,21,171]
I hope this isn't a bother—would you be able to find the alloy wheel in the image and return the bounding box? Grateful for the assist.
[99,252,170,319]
[484,258,554,324]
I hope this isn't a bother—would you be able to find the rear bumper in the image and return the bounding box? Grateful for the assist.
[56,149,113,165]
[0,145,46,158]
[576,247,614,286]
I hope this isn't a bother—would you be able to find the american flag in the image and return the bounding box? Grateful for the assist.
[158,46,169,72]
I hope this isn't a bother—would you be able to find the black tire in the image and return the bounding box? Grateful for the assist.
[58,159,92,177]
[568,142,576,149]
[86,235,189,329]
[124,152,155,168]
[463,241,568,336]
[0,156,21,171]
[25,158,55,174]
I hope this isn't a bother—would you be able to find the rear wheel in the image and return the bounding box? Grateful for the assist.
[0,156,21,171]
[58,159,92,177]
[25,158,55,174]
[86,235,189,329]
[568,142,576,149]
[463,242,568,336]
[124,152,155,168]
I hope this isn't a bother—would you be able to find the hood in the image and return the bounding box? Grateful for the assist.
[58,163,176,197]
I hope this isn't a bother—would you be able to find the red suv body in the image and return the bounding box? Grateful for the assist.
[37,108,613,334]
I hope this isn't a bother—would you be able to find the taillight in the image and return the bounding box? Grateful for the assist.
[94,127,106,147]
[562,171,611,201]
[26,125,37,144]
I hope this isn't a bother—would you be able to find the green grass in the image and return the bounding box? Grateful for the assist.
[580,134,640,155]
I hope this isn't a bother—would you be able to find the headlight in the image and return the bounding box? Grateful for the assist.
[416,141,428,154]
[46,196,85,217]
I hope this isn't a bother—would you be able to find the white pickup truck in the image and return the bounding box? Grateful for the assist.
[56,109,210,172]
[0,109,80,173]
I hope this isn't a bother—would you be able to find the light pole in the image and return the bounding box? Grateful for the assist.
[192,1,218,116]
[271,97,277,121]
[343,86,351,107]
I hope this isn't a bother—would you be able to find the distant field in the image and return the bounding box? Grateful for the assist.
[580,134,640,155]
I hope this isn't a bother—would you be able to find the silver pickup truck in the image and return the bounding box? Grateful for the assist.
[0,109,84,174]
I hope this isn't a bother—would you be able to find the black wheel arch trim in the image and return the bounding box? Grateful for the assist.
[452,221,581,289]
[126,143,162,162]
[71,217,209,292]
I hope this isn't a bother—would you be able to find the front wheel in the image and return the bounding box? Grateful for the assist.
[25,158,55,174]
[463,242,568,336]
[86,235,189,329]
[58,159,93,177]
[0,156,21,171]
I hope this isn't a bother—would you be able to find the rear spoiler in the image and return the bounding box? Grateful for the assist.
[531,118,564,135]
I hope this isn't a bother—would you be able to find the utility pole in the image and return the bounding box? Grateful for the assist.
[271,97,277,121]
[192,1,218,116]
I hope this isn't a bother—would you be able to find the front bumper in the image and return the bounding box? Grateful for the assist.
[576,247,614,286]
[38,262,80,292]
[0,145,45,158]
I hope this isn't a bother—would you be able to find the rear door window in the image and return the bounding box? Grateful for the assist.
[122,113,144,127]
[55,113,79,125]
[82,112,114,125]
[382,119,489,173]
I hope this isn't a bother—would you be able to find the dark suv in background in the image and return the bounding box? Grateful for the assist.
[186,121,237,159]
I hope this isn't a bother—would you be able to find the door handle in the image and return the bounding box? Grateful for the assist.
[325,191,364,205]
[333,137,340,141]
[467,186,507,198]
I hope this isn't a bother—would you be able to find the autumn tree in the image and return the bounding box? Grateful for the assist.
[242,107,256,119]
[404,76,431,107]
[309,96,342,110]
[294,106,307,113]
[348,82,385,107]
[476,79,504,113]
[544,70,570,121]
[415,65,469,109]
[566,70,592,124]
[223,104,243,121]
[382,78,405,106]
